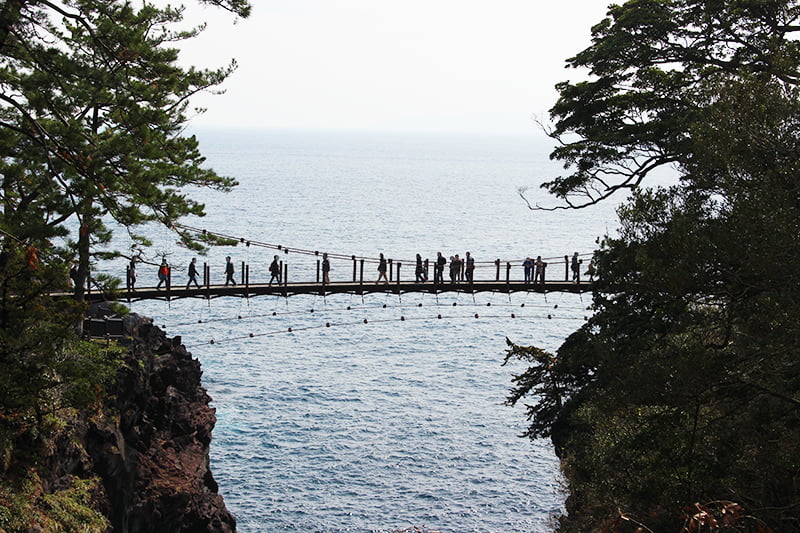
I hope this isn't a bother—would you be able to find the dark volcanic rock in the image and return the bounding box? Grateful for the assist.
[86,314,236,532]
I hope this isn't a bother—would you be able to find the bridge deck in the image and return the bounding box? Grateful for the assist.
[87,280,592,303]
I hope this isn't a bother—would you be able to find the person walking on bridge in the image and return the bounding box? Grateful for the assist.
[187,257,200,289]
[415,254,425,283]
[225,256,236,286]
[269,255,281,285]
[571,252,581,283]
[376,253,388,284]
[127,259,137,291]
[156,259,170,289]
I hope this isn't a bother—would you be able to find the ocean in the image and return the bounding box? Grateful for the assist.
[124,128,620,532]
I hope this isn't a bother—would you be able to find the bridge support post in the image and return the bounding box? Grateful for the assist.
[388,259,393,282]
[316,259,320,283]
[564,255,569,281]
[241,261,246,285]
[284,249,290,287]
[245,264,250,296]
[396,262,401,288]
[495,259,500,281]
[359,259,364,294]
[352,255,357,282]
[204,263,210,299]
[506,262,511,284]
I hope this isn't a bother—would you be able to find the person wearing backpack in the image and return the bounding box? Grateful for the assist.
[269,255,281,285]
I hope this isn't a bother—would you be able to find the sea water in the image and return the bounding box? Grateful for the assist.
[125,128,620,532]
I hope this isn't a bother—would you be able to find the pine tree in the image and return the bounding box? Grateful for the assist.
[509,1,800,531]
[0,2,251,516]
[1,1,250,300]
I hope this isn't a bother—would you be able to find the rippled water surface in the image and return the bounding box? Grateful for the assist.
[127,129,619,532]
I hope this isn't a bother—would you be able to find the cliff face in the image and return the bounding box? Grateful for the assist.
[83,314,236,532]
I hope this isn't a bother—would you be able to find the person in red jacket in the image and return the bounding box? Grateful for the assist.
[157,259,170,289]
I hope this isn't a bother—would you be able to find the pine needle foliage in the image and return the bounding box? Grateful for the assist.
[509,1,800,531]
[0,1,251,529]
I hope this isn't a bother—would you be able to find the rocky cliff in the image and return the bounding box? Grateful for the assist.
[36,314,236,532]
[90,314,236,532]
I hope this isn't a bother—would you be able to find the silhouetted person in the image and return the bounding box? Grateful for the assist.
[415,253,425,282]
[127,259,137,290]
[534,256,546,284]
[523,257,534,283]
[225,256,236,286]
[322,253,330,284]
[434,252,446,284]
[376,253,388,284]
[187,257,200,289]
[453,254,463,282]
[587,260,596,281]
[69,263,79,288]
[157,259,170,289]
[465,252,475,283]
[269,255,281,285]
[571,252,581,282]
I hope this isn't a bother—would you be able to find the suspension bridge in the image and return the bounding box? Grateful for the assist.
[82,224,596,304]
[115,275,592,303]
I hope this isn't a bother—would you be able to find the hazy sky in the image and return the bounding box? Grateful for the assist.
[179,1,611,135]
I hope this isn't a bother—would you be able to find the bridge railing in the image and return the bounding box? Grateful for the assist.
[126,224,595,289]
[125,252,594,296]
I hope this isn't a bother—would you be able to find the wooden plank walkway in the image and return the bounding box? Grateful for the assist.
[87,280,593,303]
